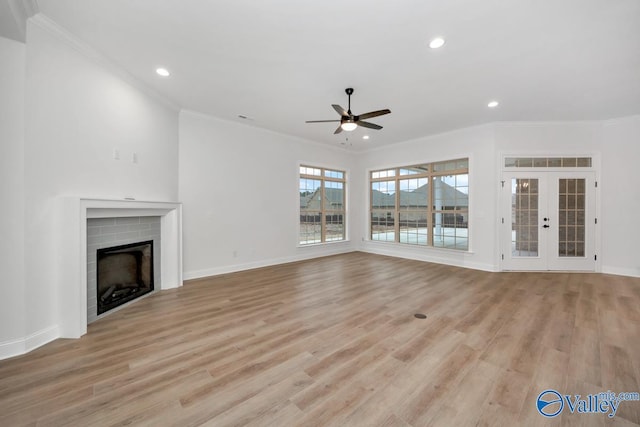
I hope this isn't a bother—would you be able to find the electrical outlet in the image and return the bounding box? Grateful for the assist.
[113,149,120,160]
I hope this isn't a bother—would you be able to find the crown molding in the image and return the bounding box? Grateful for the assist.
[6,0,39,41]
[180,109,353,154]
[29,13,180,113]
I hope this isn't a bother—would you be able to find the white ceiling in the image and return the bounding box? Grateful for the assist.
[13,0,640,149]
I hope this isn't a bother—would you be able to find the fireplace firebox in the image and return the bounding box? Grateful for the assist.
[97,240,154,315]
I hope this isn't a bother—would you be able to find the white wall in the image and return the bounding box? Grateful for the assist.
[179,111,357,279]
[494,121,603,153]
[601,115,640,277]
[16,19,179,351]
[355,125,498,271]
[0,36,26,353]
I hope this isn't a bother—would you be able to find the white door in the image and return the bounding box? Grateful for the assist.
[502,171,596,271]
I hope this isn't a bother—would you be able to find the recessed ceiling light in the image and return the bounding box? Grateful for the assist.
[429,37,445,49]
[362,135,370,140]
[156,67,171,77]
[487,100,499,108]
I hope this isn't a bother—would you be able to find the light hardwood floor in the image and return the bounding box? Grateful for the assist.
[1,252,640,426]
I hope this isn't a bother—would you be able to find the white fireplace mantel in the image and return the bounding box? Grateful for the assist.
[58,198,183,338]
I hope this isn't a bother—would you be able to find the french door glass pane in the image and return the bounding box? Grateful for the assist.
[558,178,586,257]
[511,178,539,257]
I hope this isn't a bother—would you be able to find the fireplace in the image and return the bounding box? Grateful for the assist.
[97,240,154,315]
[49,198,181,342]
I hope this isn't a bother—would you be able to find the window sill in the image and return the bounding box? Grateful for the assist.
[297,239,350,249]
[363,239,474,255]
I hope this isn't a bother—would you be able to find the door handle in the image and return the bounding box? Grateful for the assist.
[542,224,550,228]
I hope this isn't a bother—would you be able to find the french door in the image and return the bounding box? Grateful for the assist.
[502,171,596,271]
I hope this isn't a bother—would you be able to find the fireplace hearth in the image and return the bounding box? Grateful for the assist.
[97,240,154,315]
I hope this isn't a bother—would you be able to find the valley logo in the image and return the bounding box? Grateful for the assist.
[537,389,640,418]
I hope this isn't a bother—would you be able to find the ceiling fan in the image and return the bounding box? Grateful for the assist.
[306,88,391,134]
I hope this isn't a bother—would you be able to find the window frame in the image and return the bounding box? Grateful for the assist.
[369,158,469,250]
[299,165,347,245]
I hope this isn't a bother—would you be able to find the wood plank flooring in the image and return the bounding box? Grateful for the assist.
[1,252,640,426]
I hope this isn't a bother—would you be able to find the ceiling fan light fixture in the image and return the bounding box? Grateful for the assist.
[306,88,390,135]
[341,121,358,132]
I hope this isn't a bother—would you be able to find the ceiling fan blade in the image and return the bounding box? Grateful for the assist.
[306,119,341,123]
[332,104,349,117]
[334,124,343,134]
[357,109,391,120]
[357,120,383,130]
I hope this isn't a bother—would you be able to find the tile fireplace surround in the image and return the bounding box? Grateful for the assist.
[59,198,183,339]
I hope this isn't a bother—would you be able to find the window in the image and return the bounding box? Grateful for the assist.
[370,158,468,250]
[299,165,346,245]
[504,157,592,168]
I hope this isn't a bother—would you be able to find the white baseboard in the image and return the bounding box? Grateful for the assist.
[360,242,497,272]
[183,245,356,281]
[601,265,640,278]
[0,325,60,361]
[184,243,498,281]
